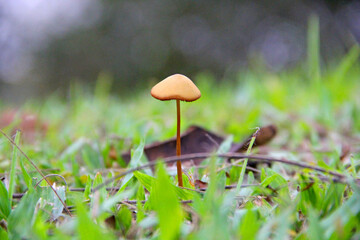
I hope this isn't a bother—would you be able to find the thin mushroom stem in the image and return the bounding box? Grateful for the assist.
[176,99,183,187]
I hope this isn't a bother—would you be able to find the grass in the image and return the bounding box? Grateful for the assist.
[0,24,360,239]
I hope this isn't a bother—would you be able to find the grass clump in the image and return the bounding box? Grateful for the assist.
[0,43,359,239]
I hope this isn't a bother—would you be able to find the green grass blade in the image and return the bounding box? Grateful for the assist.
[307,14,320,85]
[76,201,115,240]
[133,171,154,192]
[0,181,11,220]
[93,172,107,203]
[236,134,256,192]
[8,190,40,239]
[307,208,325,240]
[134,170,192,200]
[150,162,183,240]
[0,227,8,240]
[84,175,92,200]
[119,140,145,190]
[333,45,360,86]
[8,131,21,207]
[19,157,33,192]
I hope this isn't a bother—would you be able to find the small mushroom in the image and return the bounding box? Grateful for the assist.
[151,74,201,187]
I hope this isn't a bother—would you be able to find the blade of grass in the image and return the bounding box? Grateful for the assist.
[8,131,21,207]
[8,189,40,239]
[0,181,11,220]
[333,45,360,85]
[236,128,258,193]
[307,14,320,85]
[76,200,115,240]
[119,140,145,191]
[19,156,33,191]
[150,162,183,240]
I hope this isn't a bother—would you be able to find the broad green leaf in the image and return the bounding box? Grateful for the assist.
[38,184,66,220]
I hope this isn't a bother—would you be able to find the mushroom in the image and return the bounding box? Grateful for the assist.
[151,74,201,187]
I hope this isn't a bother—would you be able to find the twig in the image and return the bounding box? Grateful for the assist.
[180,187,204,194]
[34,174,68,189]
[12,184,260,199]
[182,184,259,193]
[217,156,261,173]
[245,165,262,173]
[0,168,61,178]
[93,152,354,192]
[64,200,194,211]
[12,176,347,201]
[216,158,244,173]
[119,200,137,210]
[0,129,72,216]
[184,161,261,174]
[70,187,122,192]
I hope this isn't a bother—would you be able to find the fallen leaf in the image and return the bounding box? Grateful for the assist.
[194,179,208,189]
[0,109,48,142]
[340,144,351,162]
[121,125,277,166]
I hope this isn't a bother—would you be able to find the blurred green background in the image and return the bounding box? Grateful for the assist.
[0,0,359,102]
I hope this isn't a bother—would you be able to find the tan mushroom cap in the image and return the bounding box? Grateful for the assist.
[151,74,201,102]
